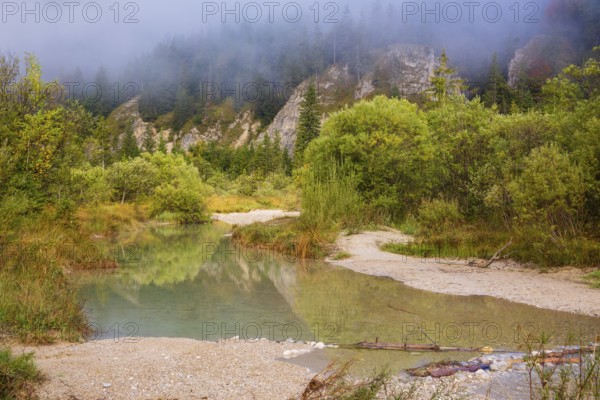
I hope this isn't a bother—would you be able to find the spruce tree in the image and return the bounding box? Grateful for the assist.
[142,126,155,153]
[430,49,463,101]
[157,136,168,154]
[294,82,321,167]
[120,126,140,159]
[483,54,512,113]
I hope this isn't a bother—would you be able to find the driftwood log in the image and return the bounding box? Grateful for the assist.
[339,341,494,353]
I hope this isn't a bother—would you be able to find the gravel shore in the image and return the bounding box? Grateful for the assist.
[19,338,316,400]
[212,210,300,226]
[327,229,600,317]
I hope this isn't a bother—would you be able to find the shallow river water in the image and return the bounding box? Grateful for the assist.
[77,223,600,373]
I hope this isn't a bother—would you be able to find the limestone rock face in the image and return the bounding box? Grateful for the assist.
[508,34,577,88]
[263,64,353,153]
[265,44,436,153]
[111,44,438,154]
[368,44,436,96]
[109,98,260,152]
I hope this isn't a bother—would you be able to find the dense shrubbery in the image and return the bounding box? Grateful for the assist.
[303,96,433,221]
[301,50,600,266]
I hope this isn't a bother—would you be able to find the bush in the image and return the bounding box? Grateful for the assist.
[234,174,259,197]
[70,165,112,204]
[152,183,208,223]
[509,143,585,240]
[0,348,43,400]
[300,162,364,230]
[304,96,433,220]
[417,198,462,236]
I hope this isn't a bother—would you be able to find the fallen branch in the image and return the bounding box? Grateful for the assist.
[387,304,419,315]
[480,238,513,268]
[339,341,494,353]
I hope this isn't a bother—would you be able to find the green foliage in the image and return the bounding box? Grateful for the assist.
[119,125,140,159]
[70,165,112,204]
[332,251,352,260]
[0,348,42,400]
[152,183,208,223]
[144,152,211,222]
[509,143,585,240]
[304,96,433,220]
[300,161,364,230]
[233,217,336,259]
[142,126,156,153]
[417,198,463,236]
[190,135,289,179]
[483,53,512,113]
[585,270,600,288]
[429,49,464,101]
[294,82,321,166]
[425,96,495,218]
[107,157,159,203]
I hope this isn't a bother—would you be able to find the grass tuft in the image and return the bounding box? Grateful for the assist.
[0,347,43,400]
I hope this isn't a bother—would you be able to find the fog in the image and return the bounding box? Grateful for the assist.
[0,0,593,84]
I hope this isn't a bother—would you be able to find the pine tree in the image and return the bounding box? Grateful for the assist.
[120,126,140,159]
[483,54,512,113]
[157,135,168,154]
[273,133,285,173]
[430,49,463,101]
[282,149,293,176]
[142,126,155,153]
[294,82,321,167]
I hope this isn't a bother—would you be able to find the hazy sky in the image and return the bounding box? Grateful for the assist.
[1,0,554,79]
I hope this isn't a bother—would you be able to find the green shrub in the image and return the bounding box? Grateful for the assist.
[152,182,209,224]
[585,270,600,288]
[300,162,364,230]
[234,174,260,197]
[0,348,43,400]
[509,143,585,240]
[417,198,462,236]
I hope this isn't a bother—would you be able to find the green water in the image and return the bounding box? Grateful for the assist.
[77,223,600,372]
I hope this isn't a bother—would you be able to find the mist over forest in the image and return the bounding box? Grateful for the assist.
[2,0,598,97]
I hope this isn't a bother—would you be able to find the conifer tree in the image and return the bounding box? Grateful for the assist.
[483,54,512,113]
[294,82,321,167]
[430,49,463,101]
[120,126,140,159]
[142,126,155,153]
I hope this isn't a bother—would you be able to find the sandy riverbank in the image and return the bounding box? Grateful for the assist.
[17,338,315,400]
[16,337,506,400]
[212,210,300,226]
[327,228,600,317]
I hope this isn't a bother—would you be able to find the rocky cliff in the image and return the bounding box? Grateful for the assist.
[108,98,261,152]
[110,44,437,154]
[508,35,577,89]
[264,44,436,153]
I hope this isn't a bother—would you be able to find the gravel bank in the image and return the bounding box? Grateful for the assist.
[212,210,300,226]
[19,338,315,400]
[327,229,600,317]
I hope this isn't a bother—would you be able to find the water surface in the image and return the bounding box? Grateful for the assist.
[77,223,600,372]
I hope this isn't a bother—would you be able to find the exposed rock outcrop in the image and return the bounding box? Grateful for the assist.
[111,44,438,154]
[508,35,577,88]
[265,44,436,153]
[364,44,436,96]
[262,64,353,152]
[109,98,260,152]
